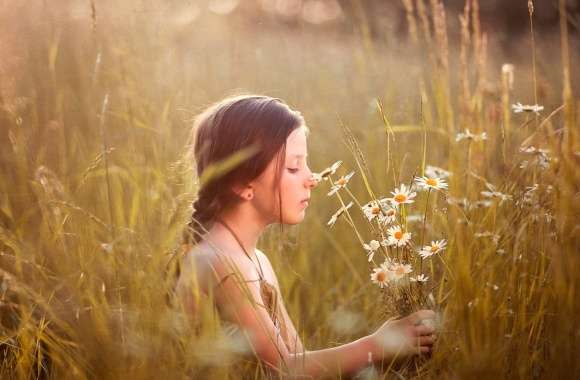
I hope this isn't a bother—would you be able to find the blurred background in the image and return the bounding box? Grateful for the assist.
[0,0,578,379]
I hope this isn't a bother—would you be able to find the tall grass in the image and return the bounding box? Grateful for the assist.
[0,0,578,378]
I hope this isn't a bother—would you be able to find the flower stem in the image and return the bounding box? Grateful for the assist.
[419,189,431,274]
[330,177,365,247]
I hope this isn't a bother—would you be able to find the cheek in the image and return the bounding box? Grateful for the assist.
[280,174,302,199]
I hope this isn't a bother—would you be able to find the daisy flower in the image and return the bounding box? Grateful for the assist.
[520,146,550,155]
[388,183,416,207]
[481,183,512,205]
[455,129,487,142]
[388,262,413,281]
[363,239,381,262]
[379,206,397,225]
[415,176,448,191]
[410,274,429,283]
[327,171,355,196]
[473,200,493,209]
[362,198,397,225]
[418,239,447,259]
[519,146,550,170]
[386,225,412,247]
[406,213,423,223]
[370,263,391,288]
[327,201,353,228]
[446,196,472,210]
[512,102,544,114]
[312,160,342,182]
[474,231,500,245]
[425,165,452,179]
[361,199,385,221]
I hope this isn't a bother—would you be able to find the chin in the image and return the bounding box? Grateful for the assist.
[282,211,306,225]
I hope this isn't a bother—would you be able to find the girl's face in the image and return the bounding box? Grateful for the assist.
[250,126,315,225]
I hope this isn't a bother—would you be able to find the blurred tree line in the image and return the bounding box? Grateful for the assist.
[229,0,579,43]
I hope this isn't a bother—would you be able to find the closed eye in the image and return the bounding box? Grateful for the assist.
[287,168,299,173]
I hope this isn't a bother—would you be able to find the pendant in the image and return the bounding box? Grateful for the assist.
[259,279,279,324]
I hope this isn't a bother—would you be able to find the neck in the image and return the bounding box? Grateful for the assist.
[208,204,269,260]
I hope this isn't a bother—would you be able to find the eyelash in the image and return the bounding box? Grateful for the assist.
[287,168,299,174]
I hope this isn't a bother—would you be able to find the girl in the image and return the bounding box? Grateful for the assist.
[172,94,436,378]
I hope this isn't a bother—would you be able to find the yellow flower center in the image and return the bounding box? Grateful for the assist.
[426,178,438,186]
[394,194,407,203]
[394,231,403,240]
[337,177,347,186]
[377,271,387,282]
[386,209,395,216]
[430,244,439,252]
[395,266,406,275]
[371,206,381,215]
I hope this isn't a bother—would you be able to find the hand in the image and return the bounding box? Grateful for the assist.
[369,309,437,361]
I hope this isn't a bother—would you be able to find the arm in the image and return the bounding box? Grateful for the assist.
[255,250,305,354]
[286,335,376,378]
[184,252,436,378]
[277,300,305,355]
[207,254,378,378]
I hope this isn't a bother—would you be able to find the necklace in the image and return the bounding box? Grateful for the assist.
[214,218,280,329]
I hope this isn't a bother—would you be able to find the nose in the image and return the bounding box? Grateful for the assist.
[305,168,318,189]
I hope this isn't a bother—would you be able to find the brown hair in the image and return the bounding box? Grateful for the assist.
[183,94,306,246]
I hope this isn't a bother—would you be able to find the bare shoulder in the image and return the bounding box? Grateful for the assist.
[175,243,212,295]
[179,242,260,294]
[179,243,213,274]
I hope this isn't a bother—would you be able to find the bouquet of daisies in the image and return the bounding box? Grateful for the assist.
[315,160,451,316]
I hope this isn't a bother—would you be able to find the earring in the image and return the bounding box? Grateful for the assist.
[245,192,254,200]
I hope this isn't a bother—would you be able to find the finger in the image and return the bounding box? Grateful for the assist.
[418,335,435,346]
[413,309,436,323]
[410,341,428,355]
[415,325,435,336]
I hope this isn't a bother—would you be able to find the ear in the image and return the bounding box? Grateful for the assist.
[231,182,253,198]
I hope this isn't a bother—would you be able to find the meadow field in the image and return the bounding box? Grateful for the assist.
[0,0,578,379]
